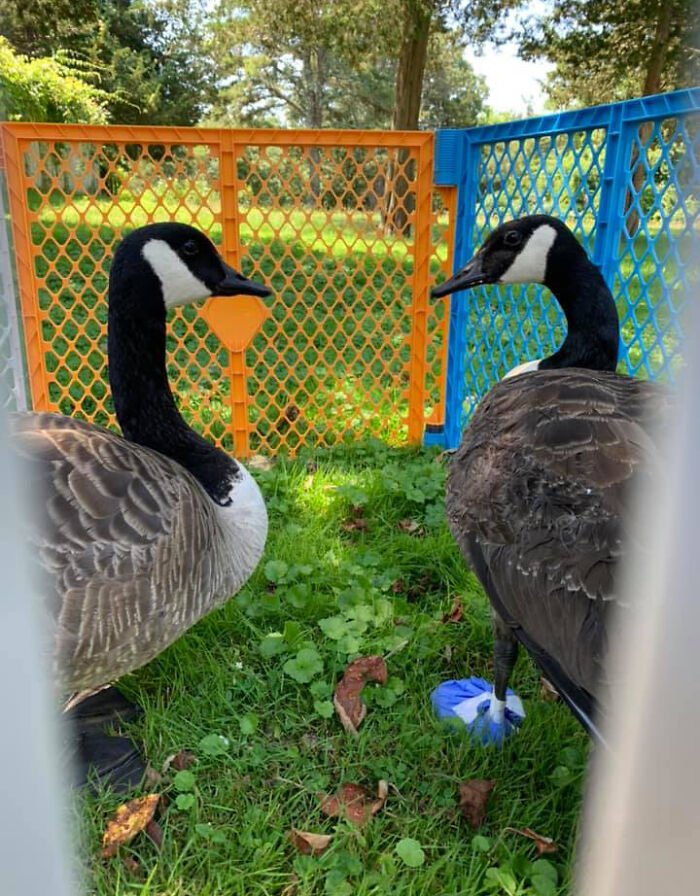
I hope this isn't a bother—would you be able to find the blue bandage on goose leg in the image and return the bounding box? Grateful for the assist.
[431,677,525,745]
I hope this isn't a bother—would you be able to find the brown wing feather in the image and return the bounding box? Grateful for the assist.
[446,369,673,697]
[10,412,222,692]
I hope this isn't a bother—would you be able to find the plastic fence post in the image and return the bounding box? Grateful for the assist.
[442,130,478,450]
[1,127,50,413]
[0,134,28,412]
[407,135,435,444]
[592,103,635,371]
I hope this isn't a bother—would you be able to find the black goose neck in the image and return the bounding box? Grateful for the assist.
[539,243,619,373]
[107,254,237,505]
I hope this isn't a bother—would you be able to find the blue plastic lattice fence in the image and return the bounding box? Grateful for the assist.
[430,88,700,449]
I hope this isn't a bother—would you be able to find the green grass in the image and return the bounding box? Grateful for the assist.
[77,442,587,896]
[31,194,693,464]
[31,200,451,451]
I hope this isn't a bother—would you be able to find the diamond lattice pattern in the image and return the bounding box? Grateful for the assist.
[20,137,425,455]
[461,128,607,423]
[613,115,700,380]
[235,143,420,453]
[25,139,230,444]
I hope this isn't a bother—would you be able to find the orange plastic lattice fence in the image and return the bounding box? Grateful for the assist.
[1,123,445,456]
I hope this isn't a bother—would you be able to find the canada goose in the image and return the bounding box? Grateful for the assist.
[430,215,673,744]
[11,223,272,788]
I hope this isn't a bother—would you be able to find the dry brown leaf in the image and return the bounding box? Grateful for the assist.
[398,518,425,537]
[390,578,406,594]
[281,873,300,896]
[318,780,388,828]
[403,571,439,602]
[162,750,197,774]
[288,828,332,856]
[101,794,160,858]
[171,750,197,771]
[333,655,388,735]
[145,819,163,851]
[143,765,163,789]
[457,779,496,829]
[121,855,141,876]
[442,596,464,624]
[248,454,274,471]
[505,826,558,855]
[341,517,369,533]
[539,678,560,703]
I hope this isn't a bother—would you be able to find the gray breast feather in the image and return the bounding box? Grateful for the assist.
[10,412,223,692]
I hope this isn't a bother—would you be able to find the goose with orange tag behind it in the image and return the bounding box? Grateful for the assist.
[11,223,272,788]
[430,216,673,745]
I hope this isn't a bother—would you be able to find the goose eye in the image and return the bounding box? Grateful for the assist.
[181,240,199,257]
[504,231,522,247]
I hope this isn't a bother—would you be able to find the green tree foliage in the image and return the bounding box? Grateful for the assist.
[420,27,487,129]
[0,36,109,122]
[0,0,98,56]
[207,0,394,128]
[388,0,519,131]
[0,0,215,124]
[516,0,699,108]
[206,0,487,129]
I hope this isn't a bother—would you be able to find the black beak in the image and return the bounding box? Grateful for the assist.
[215,262,272,298]
[431,253,492,298]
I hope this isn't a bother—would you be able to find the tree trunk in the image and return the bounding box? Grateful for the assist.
[303,47,327,203]
[392,0,433,132]
[625,0,675,236]
[384,0,433,236]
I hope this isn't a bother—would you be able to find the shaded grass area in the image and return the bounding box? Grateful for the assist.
[77,443,588,896]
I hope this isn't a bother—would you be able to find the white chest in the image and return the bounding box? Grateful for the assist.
[503,358,542,380]
[213,463,268,589]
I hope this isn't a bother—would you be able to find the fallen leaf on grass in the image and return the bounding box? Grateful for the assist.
[145,819,163,850]
[505,826,558,855]
[247,454,274,471]
[398,518,425,537]
[319,780,388,827]
[340,516,369,532]
[144,765,163,789]
[333,655,388,735]
[281,874,300,896]
[539,677,560,702]
[101,794,160,858]
[442,596,463,624]
[162,750,197,774]
[457,779,496,829]
[121,855,141,876]
[405,571,440,602]
[288,828,332,856]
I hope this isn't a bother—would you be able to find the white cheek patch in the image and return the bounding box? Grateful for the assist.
[142,239,212,308]
[499,224,558,284]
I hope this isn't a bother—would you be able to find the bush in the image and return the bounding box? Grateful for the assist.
[0,37,109,124]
